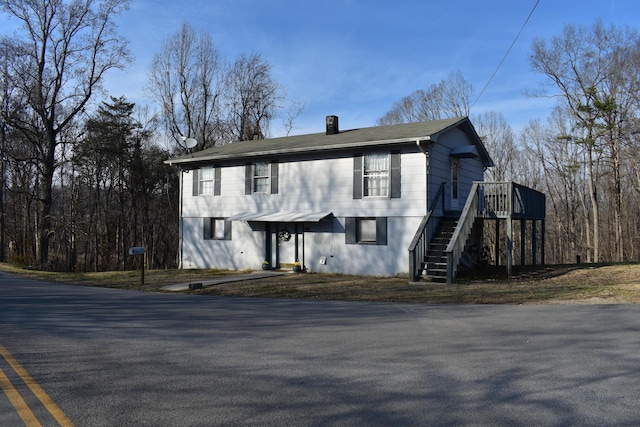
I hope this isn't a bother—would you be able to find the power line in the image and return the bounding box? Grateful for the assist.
[470,0,540,110]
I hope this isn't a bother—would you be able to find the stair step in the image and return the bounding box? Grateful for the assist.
[430,244,450,250]
[415,214,466,282]
[425,272,447,280]
[424,262,447,269]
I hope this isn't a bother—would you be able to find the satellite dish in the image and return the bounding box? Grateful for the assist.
[184,137,198,149]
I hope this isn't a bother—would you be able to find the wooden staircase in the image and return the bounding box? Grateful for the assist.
[409,181,546,283]
[423,216,459,281]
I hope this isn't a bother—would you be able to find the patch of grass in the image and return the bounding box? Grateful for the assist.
[2,262,640,304]
[0,263,240,291]
[193,264,640,304]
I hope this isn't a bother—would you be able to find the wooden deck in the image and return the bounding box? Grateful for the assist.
[409,182,546,283]
[478,182,546,220]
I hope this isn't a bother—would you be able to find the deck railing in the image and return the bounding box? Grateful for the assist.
[408,182,446,282]
[444,182,545,284]
[410,181,545,284]
[478,182,546,219]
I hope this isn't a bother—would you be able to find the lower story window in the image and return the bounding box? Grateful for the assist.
[357,218,377,243]
[204,217,231,240]
[345,217,387,245]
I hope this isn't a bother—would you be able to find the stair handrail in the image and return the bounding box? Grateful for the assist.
[408,181,446,282]
[429,180,447,214]
[444,182,480,284]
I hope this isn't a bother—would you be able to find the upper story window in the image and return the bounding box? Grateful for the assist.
[353,152,400,199]
[199,167,215,195]
[192,167,220,196]
[245,161,279,195]
[363,153,389,197]
[253,162,270,193]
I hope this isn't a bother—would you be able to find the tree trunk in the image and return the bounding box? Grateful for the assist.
[586,145,599,263]
[613,145,623,262]
[37,136,57,266]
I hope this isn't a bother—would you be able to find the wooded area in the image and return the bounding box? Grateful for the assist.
[1,1,639,271]
[0,1,294,271]
[381,21,640,266]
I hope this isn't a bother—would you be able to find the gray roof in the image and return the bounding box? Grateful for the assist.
[165,117,493,167]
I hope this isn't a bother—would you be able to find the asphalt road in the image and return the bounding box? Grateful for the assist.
[1,272,639,426]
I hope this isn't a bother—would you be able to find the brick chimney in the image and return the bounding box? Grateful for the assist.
[326,115,339,135]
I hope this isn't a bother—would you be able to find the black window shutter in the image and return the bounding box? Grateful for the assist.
[390,152,401,198]
[376,217,387,245]
[270,162,278,194]
[245,164,252,195]
[224,219,232,240]
[214,166,221,196]
[345,217,357,244]
[203,218,212,240]
[353,154,363,199]
[192,168,200,196]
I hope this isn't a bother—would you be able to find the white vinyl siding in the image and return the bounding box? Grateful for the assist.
[181,137,486,276]
[185,153,426,219]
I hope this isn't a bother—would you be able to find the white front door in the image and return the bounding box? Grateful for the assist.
[277,226,296,266]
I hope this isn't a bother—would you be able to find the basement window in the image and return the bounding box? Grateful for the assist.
[204,218,231,240]
[345,217,387,245]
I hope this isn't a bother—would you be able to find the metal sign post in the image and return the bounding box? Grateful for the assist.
[129,247,146,286]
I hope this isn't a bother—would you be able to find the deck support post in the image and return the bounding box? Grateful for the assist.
[506,217,513,279]
[495,220,500,266]
[532,220,538,265]
[541,220,545,265]
[520,220,526,265]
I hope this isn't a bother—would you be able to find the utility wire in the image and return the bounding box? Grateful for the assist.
[470,0,540,110]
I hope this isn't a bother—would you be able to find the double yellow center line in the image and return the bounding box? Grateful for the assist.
[0,343,74,427]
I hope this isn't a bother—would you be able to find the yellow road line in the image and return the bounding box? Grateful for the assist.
[0,365,42,427]
[0,343,74,427]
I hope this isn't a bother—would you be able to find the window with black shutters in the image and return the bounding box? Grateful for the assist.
[345,217,387,245]
[203,218,232,240]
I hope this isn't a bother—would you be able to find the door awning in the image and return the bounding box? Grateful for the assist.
[229,211,333,223]
[450,145,479,158]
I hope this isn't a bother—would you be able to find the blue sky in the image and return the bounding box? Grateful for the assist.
[5,0,640,137]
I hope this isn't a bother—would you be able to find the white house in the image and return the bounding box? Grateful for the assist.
[166,116,545,282]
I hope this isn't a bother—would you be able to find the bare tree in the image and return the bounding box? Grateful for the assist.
[377,70,473,125]
[531,20,640,263]
[282,98,305,136]
[0,0,131,265]
[473,111,518,182]
[223,52,281,142]
[523,109,590,263]
[147,21,224,151]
